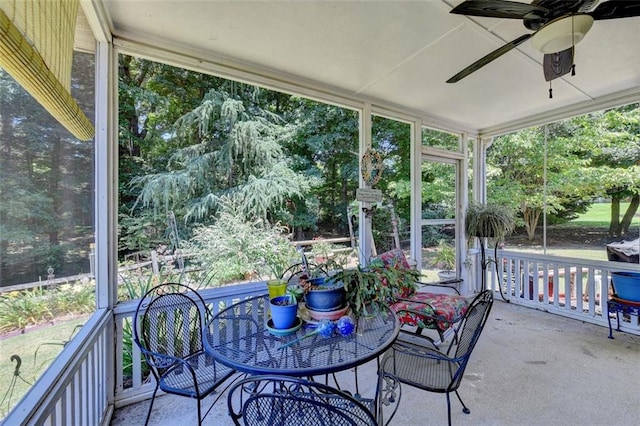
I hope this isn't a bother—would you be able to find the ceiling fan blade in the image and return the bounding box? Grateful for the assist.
[450,0,548,19]
[543,47,573,81]
[447,33,532,83]
[589,0,640,20]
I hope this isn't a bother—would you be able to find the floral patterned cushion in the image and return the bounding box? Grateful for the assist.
[374,249,416,299]
[390,292,470,331]
[377,248,412,270]
[375,249,469,332]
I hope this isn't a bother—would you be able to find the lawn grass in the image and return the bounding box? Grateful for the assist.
[569,202,638,228]
[508,247,607,261]
[0,316,88,419]
[574,202,619,223]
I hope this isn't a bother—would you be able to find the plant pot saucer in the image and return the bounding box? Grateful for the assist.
[266,317,302,336]
[300,303,350,322]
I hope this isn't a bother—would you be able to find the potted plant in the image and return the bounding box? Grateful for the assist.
[329,257,420,318]
[465,201,516,296]
[432,239,456,280]
[291,260,347,312]
[260,234,298,299]
[269,293,299,329]
[302,276,347,312]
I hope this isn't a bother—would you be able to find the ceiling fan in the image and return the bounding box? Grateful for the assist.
[447,0,640,86]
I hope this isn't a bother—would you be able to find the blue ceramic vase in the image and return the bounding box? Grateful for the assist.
[304,276,346,311]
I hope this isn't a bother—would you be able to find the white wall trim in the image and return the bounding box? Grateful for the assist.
[479,88,640,137]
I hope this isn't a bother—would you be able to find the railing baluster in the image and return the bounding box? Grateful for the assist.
[495,249,640,334]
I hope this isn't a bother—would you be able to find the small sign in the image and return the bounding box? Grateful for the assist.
[356,188,383,203]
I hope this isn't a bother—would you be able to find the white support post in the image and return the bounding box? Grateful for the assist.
[410,119,422,269]
[358,104,373,265]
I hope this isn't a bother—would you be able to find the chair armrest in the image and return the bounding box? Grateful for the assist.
[392,339,463,363]
[416,278,462,295]
[138,344,184,370]
[392,303,456,331]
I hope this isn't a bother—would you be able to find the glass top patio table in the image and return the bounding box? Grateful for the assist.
[203,294,400,376]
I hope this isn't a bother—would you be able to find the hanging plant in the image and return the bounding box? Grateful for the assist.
[465,201,516,298]
[465,202,515,244]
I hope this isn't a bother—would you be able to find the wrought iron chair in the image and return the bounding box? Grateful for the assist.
[375,249,470,346]
[378,289,493,426]
[227,375,378,426]
[133,283,237,425]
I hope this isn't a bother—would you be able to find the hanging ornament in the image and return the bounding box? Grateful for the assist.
[360,148,383,186]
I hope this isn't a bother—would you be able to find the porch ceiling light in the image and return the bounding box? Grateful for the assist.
[531,14,594,54]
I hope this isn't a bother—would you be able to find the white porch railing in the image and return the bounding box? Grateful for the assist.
[2,309,113,426]
[483,249,640,336]
[2,281,266,425]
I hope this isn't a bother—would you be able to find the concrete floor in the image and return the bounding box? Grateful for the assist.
[110,299,640,426]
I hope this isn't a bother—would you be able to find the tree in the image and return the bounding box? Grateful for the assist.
[284,99,359,237]
[570,105,640,236]
[133,87,308,230]
[0,53,95,285]
[488,123,596,239]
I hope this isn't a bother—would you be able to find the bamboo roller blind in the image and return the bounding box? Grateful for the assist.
[0,0,94,141]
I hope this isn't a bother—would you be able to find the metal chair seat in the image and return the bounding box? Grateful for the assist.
[158,350,232,398]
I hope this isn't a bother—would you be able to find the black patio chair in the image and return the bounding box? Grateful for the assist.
[133,282,237,425]
[377,289,493,426]
[227,375,378,426]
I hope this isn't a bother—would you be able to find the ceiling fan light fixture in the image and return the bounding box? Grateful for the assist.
[531,14,594,54]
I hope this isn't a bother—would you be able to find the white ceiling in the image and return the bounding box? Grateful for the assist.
[95,0,640,136]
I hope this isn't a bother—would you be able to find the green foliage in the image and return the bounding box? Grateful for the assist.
[132,88,307,227]
[465,202,516,244]
[120,318,146,385]
[118,270,161,302]
[183,200,299,283]
[488,104,640,239]
[1,56,95,286]
[432,240,456,270]
[331,258,419,318]
[0,284,95,334]
[308,240,352,267]
[489,125,591,238]
[286,100,360,234]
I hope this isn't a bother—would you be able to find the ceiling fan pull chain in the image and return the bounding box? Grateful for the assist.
[549,81,553,99]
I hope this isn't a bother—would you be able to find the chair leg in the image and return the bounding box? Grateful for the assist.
[445,392,452,426]
[144,384,160,426]
[197,399,203,426]
[377,373,401,426]
[454,389,470,414]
